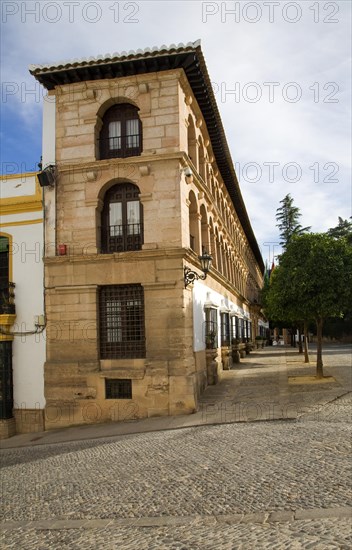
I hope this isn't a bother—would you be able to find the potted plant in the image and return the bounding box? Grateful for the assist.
[1,291,13,314]
[255,335,263,349]
[231,338,240,363]
[1,282,16,313]
[245,338,252,355]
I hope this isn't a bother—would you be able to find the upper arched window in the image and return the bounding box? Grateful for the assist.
[99,104,142,159]
[198,138,206,182]
[188,191,199,254]
[187,115,197,168]
[101,182,143,253]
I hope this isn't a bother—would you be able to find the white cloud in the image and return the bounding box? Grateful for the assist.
[1,0,351,262]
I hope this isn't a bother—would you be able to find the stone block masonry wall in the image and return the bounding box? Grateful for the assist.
[55,71,182,165]
[55,157,183,255]
[44,245,202,428]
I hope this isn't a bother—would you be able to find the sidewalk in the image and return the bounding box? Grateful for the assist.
[1,344,351,450]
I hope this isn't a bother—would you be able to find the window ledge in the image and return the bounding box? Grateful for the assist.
[100,360,146,379]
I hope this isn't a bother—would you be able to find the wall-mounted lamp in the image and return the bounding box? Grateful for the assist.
[184,252,213,288]
[183,166,192,178]
[37,165,56,187]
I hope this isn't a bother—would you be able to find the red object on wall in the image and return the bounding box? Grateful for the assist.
[57,244,67,256]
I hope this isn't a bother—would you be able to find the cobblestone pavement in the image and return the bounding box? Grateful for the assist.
[1,345,350,450]
[198,344,352,425]
[1,391,351,548]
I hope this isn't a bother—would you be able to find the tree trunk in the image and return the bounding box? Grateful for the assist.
[291,328,296,347]
[316,318,324,378]
[303,321,309,363]
[298,325,303,354]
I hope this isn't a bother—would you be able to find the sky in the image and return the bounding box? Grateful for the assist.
[1,0,351,264]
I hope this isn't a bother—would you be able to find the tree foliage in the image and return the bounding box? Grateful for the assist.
[264,233,352,377]
[326,217,352,244]
[276,194,311,249]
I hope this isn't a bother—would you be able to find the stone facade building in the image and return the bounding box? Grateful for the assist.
[30,41,265,430]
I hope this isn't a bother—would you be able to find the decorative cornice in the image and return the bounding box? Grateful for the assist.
[56,152,185,174]
[44,247,189,265]
[0,219,43,228]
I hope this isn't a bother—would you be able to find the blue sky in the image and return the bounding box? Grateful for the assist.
[1,0,351,263]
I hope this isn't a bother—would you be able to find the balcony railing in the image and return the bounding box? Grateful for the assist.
[99,134,142,159]
[0,283,15,315]
[101,224,143,253]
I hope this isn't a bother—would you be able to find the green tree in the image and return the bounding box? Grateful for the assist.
[276,194,311,249]
[265,233,352,378]
[325,217,352,338]
[326,217,352,244]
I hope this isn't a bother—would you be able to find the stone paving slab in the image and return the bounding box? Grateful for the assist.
[268,511,295,522]
[1,506,351,531]
[1,519,351,549]
[294,507,352,521]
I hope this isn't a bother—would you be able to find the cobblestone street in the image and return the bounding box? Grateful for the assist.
[1,346,351,549]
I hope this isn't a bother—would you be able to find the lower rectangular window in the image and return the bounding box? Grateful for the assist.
[231,316,238,340]
[99,284,145,359]
[205,307,218,348]
[221,312,230,346]
[105,378,132,399]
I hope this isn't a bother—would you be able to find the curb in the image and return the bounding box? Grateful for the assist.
[1,507,351,531]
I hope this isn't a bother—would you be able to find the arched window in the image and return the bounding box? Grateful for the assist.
[215,229,222,273]
[209,219,217,269]
[200,204,209,254]
[188,191,200,254]
[99,104,142,159]
[101,183,143,253]
[198,138,206,182]
[187,115,197,168]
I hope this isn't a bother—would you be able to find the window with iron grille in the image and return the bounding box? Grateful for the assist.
[101,183,143,253]
[105,378,132,399]
[220,312,230,346]
[99,285,145,359]
[99,104,142,160]
[231,315,238,340]
[237,318,244,341]
[204,307,218,348]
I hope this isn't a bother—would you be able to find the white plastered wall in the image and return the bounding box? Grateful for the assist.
[192,281,250,352]
[0,172,46,409]
[42,94,56,257]
[8,223,45,409]
[0,174,36,198]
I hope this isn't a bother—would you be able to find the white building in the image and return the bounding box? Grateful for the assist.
[0,173,46,438]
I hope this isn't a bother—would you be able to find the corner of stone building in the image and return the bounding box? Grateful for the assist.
[0,418,16,440]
